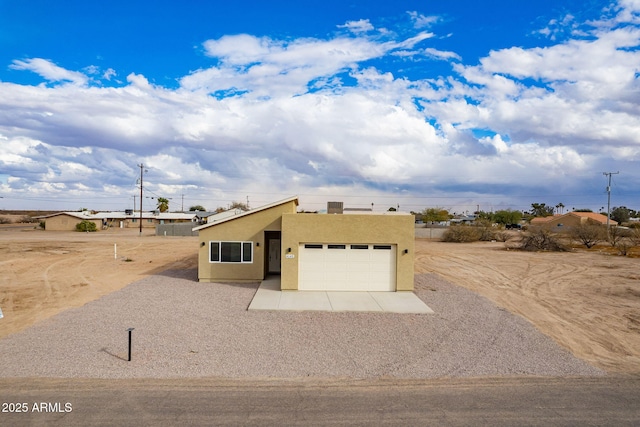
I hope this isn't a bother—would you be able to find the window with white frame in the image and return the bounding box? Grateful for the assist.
[210,241,253,263]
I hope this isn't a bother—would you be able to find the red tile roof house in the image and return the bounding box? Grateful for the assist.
[529,212,617,231]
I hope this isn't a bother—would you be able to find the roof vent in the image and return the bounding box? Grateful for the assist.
[327,201,344,214]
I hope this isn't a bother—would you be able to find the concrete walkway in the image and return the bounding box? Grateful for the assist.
[248,276,434,314]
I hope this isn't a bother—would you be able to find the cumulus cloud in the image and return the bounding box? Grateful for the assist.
[0,2,639,211]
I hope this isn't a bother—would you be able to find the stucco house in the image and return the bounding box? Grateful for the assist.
[37,212,103,231]
[530,212,617,230]
[193,196,415,292]
[38,210,198,231]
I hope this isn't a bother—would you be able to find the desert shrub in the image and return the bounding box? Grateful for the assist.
[442,225,481,242]
[21,215,38,223]
[75,220,97,232]
[516,227,569,252]
[494,231,512,242]
[473,219,496,241]
[613,238,634,256]
[608,226,631,247]
[570,224,607,249]
[39,221,45,229]
[0,216,11,224]
[607,227,635,256]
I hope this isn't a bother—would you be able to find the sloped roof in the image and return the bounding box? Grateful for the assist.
[35,212,90,220]
[192,196,299,231]
[530,216,556,224]
[37,211,197,220]
[92,211,197,220]
[566,211,618,225]
[531,212,618,226]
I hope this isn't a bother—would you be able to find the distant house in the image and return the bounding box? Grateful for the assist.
[36,212,102,231]
[450,215,476,225]
[193,196,415,292]
[529,215,560,226]
[530,212,617,230]
[38,211,198,231]
[99,211,198,229]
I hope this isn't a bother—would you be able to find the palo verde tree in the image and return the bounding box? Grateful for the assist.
[421,207,450,223]
[610,206,631,224]
[492,209,523,225]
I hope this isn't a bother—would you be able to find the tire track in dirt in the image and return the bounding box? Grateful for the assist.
[415,240,640,373]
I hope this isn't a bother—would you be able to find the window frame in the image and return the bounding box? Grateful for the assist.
[209,241,253,263]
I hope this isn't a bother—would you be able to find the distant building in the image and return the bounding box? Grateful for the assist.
[529,212,617,230]
[37,210,198,231]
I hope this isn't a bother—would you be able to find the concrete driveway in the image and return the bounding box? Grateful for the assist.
[248,276,434,313]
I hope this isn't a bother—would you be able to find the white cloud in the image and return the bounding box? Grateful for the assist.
[424,47,462,61]
[338,19,374,33]
[1,5,639,211]
[407,11,440,29]
[183,32,432,98]
[10,58,88,86]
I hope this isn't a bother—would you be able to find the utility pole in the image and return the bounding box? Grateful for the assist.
[138,164,145,236]
[603,171,619,231]
[181,193,185,212]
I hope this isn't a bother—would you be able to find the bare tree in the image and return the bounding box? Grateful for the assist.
[609,226,634,256]
[570,224,606,249]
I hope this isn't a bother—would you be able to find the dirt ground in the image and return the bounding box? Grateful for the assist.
[0,225,638,374]
[415,239,640,374]
[0,225,198,340]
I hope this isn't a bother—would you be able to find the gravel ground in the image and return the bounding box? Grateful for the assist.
[0,270,604,379]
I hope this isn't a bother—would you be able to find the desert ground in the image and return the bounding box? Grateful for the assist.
[0,224,638,374]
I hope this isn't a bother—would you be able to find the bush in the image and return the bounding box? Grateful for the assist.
[474,219,496,241]
[515,227,569,252]
[494,231,512,242]
[0,216,11,224]
[608,227,635,256]
[608,226,631,247]
[442,225,481,242]
[75,220,97,232]
[570,224,606,249]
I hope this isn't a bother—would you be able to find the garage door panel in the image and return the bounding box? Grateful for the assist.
[299,243,396,291]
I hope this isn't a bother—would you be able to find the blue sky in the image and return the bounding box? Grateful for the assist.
[0,0,638,213]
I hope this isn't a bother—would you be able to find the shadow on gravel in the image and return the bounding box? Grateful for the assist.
[156,268,199,281]
[100,347,127,362]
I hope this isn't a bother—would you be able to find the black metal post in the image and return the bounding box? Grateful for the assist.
[127,328,135,361]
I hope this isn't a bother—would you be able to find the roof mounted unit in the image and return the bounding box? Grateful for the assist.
[327,201,344,214]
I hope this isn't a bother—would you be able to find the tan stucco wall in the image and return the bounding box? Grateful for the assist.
[544,215,583,230]
[45,215,101,231]
[280,213,415,291]
[197,200,297,282]
[543,214,610,230]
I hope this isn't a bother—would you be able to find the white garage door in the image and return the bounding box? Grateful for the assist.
[298,243,396,291]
